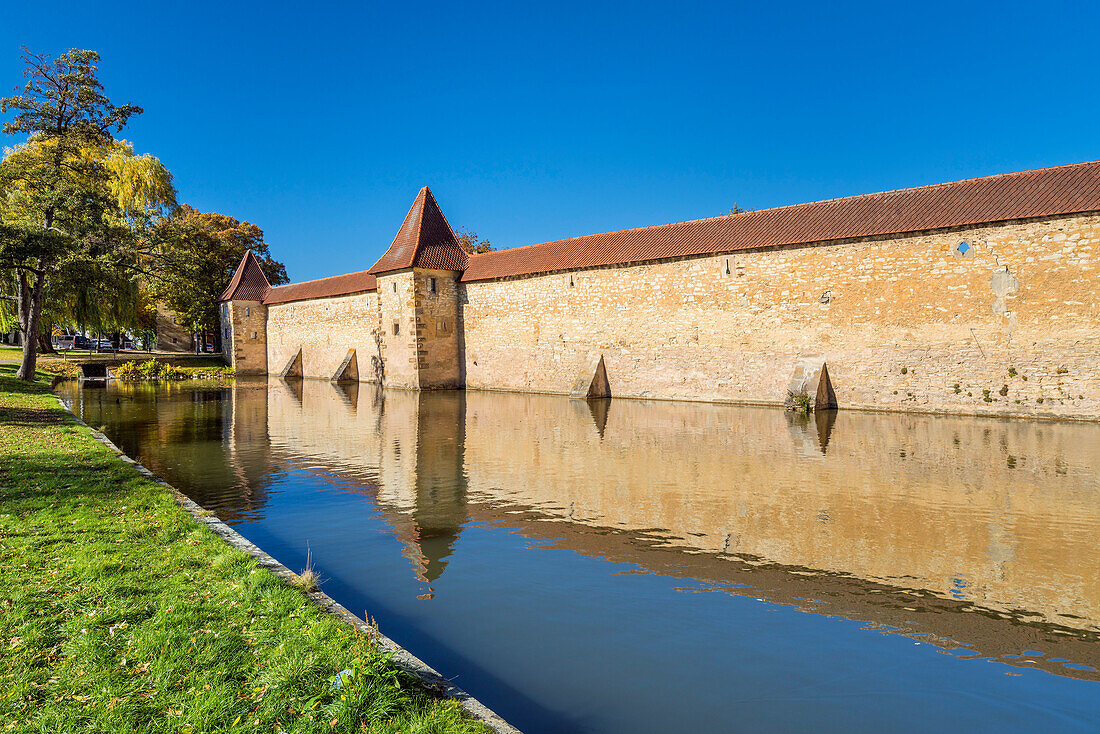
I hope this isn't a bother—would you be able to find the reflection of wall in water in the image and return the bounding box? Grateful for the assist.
[265,380,468,583]
[461,393,1100,629]
[222,379,279,520]
[261,381,1100,629]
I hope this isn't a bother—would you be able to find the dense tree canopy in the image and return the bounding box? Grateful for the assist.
[1,47,287,365]
[153,205,287,336]
[0,48,150,377]
[0,134,175,347]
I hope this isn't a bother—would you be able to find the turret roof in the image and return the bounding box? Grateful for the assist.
[218,250,271,301]
[367,187,469,274]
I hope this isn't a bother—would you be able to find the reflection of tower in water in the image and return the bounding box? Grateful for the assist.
[407,392,468,594]
[377,391,469,597]
[223,378,278,521]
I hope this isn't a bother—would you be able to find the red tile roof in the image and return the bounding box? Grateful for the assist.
[367,187,469,274]
[234,160,1100,305]
[263,270,377,305]
[461,160,1100,282]
[218,250,271,301]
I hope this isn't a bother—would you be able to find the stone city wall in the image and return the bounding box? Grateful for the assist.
[265,291,381,382]
[221,300,268,375]
[251,211,1099,419]
[460,213,1100,419]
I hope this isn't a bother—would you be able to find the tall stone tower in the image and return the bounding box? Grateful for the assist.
[368,187,468,390]
[218,250,271,375]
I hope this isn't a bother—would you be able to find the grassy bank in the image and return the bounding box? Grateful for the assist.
[0,366,487,733]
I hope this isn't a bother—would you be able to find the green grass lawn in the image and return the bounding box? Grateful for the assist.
[0,366,487,734]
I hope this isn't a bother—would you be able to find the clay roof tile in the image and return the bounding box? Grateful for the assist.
[218,250,271,302]
[263,270,377,305]
[462,160,1100,282]
[367,187,469,274]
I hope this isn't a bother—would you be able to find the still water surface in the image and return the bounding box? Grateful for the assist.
[59,379,1100,733]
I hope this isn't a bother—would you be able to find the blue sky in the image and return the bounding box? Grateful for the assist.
[3,1,1098,282]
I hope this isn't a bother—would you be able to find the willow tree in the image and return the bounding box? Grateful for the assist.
[0,48,142,379]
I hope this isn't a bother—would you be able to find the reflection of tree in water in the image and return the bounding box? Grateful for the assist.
[61,380,279,523]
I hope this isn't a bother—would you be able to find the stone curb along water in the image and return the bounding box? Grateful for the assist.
[55,395,521,734]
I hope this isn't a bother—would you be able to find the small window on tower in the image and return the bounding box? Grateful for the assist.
[251,331,257,339]
[246,307,250,317]
[393,321,400,336]
[430,277,437,294]
[393,282,397,293]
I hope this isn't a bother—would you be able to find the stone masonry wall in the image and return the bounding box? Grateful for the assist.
[156,304,192,352]
[412,269,463,389]
[222,300,268,375]
[376,271,419,389]
[265,291,380,382]
[460,213,1100,420]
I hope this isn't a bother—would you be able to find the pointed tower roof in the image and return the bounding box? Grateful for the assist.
[367,187,469,274]
[218,250,271,301]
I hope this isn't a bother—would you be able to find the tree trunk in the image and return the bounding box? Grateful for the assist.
[15,269,45,381]
[38,331,56,354]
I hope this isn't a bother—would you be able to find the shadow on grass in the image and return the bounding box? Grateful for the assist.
[0,368,135,506]
[0,405,69,425]
[0,453,137,505]
[0,364,55,393]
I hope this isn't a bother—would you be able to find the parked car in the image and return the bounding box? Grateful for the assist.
[96,339,115,350]
[73,336,92,349]
[55,335,76,350]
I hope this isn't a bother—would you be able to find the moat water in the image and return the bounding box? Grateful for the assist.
[58,379,1100,733]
